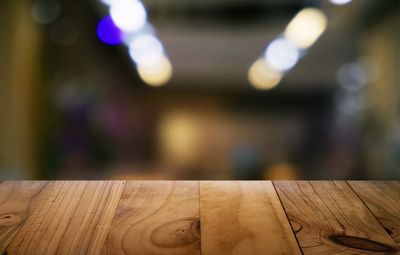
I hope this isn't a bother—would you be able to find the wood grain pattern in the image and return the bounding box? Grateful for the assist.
[274,181,398,254]
[349,181,400,247]
[8,181,125,255]
[102,181,200,255]
[1,181,399,255]
[0,181,47,253]
[200,181,301,255]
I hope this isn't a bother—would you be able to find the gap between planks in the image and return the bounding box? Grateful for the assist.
[347,181,400,250]
[199,181,302,255]
[82,181,302,255]
[273,181,399,255]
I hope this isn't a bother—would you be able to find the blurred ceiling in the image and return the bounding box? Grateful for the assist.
[145,0,359,89]
[93,0,395,90]
[156,23,356,89]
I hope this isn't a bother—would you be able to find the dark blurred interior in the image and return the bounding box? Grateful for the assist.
[0,0,399,180]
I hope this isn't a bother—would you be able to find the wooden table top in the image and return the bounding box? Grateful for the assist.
[0,181,399,255]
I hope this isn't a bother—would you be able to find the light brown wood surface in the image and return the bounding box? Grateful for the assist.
[0,181,47,253]
[0,181,399,255]
[274,181,398,254]
[7,181,125,255]
[102,181,200,255]
[349,181,400,248]
[200,181,301,255]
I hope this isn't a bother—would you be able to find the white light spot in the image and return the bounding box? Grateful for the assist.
[122,23,156,46]
[264,38,300,72]
[128,34,164,66]
[110,0,147,32]
[329,0,352,5]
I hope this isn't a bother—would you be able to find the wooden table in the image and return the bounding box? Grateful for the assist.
[0,181,399,255]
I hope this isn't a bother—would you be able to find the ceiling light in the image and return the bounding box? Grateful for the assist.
[248,58,283,90]
[284,8,327,49]
[264,38,300,72]
[109,0,147,32]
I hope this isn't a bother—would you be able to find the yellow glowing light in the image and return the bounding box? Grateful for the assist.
[159,112,199,165]
[248,58,283,90]
[265,163,298,180]
[137,55,172,87]
[284,8,327,49]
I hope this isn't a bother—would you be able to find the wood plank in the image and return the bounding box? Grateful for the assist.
[274,181,399,254]
[102,181,200,255]
[0,181,47,253]
[349,181,400,247]
[8,181,125,255]
[200,181,301,255]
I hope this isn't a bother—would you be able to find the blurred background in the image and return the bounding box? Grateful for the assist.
[0,0,399,180]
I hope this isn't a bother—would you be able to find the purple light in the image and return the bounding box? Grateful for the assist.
[96,16,123,45]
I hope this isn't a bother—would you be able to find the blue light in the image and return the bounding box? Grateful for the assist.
[96,16,123,45]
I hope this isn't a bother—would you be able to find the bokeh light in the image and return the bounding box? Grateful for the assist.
[265,163,298,180]
[329,0,352,6]
[31,0,61,24]
[99,0,114,6]
[96,16,123,45]
[284,8,327,49]
[248,58,283,90]
[109,0,147,32]
[128,34,164,66]
[137,55,172,87]
[337,62,368,92]
[122,23,156,45]
[336,92,364,115]
[159,112,199,165]
[264,38,300,72]
[5,0,399,181]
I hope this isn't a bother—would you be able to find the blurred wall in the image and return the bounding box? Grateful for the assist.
[0,0,398,180]
[0,1,42,178]
[362,10,400,178]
